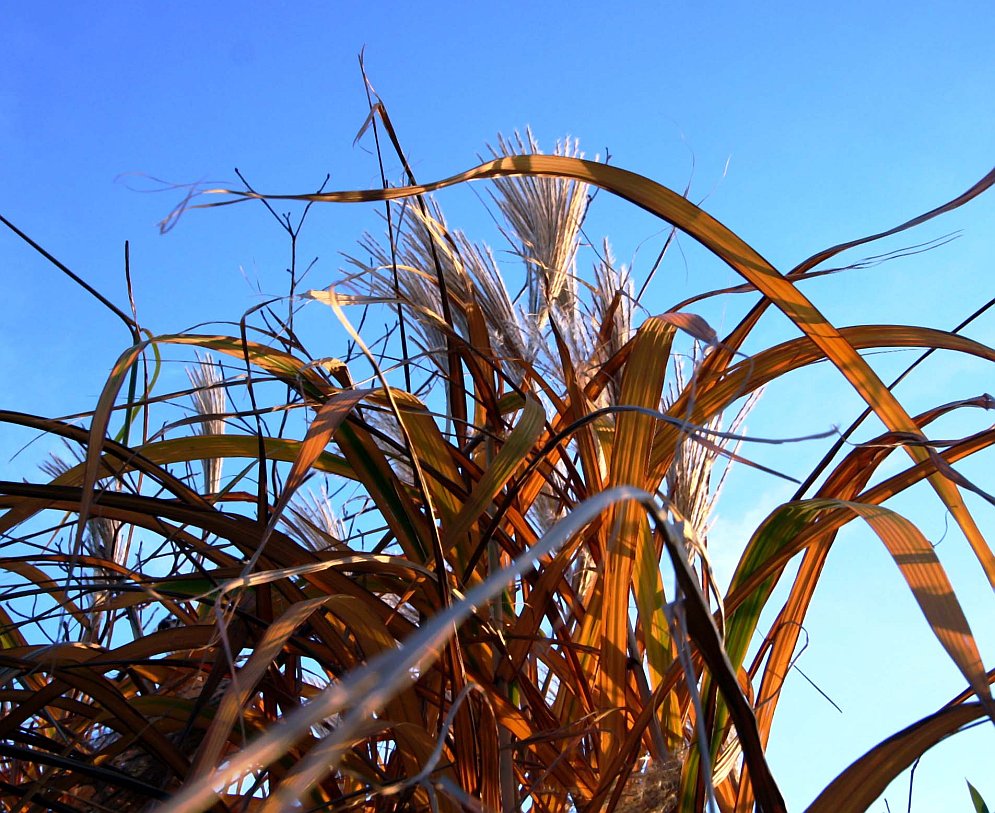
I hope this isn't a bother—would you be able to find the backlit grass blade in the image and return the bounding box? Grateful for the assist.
[840,502,991,708]
[160,333,332,398]
[647,323,995,491]
[726,500,992,708]
[791,168,995,277]
[0,605,28,652]
[446,394,545,551]
[602,316,676,753]
[112,435,351,480]
[744,397,994,775]
[391,390,467,538]
[722,424,995,620]
[969,781,992,813]
[806,702,987,813]
[250,388,373,569]
[712,494,994,807]
[0,560,90,630]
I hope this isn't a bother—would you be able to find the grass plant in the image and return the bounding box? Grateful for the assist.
[1,101,994,812]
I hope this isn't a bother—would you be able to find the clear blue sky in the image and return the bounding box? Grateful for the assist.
[2,3,994,809]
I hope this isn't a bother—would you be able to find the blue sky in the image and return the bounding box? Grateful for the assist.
[2,2,994,809]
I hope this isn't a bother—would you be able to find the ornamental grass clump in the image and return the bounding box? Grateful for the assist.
[1,98,994,813]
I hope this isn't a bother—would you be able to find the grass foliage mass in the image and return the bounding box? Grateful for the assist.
[2,98,994,812]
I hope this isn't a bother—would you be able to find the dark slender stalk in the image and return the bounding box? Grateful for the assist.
[360,51,412,395]
[0,213,139,339]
